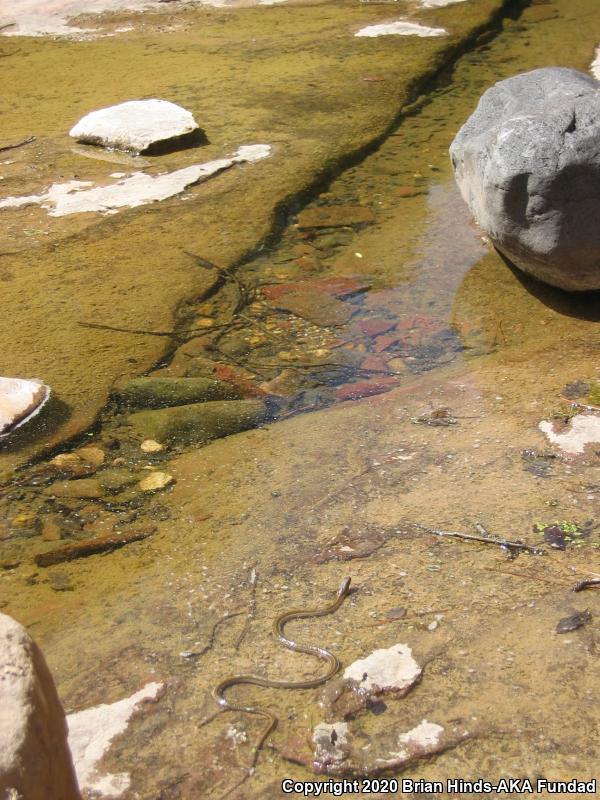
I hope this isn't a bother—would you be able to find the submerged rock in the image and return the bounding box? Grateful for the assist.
[0,377,50,440]
[0,614,80,799]
[0,145,271,217]
[114,376,242,408]
[128,399,269,444]
[69,99,203,154]
[67,682,163,797]
[267,288,353,327]
[539,414,600,454]
[343,643,422,693]
[138,472,175,493]
[450,68,600,291]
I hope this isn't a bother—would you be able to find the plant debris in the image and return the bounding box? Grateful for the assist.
[556,610,592,634]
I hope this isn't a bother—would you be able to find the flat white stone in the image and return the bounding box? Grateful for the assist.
[355,20,447,38]
[591,46,600,80]
[418,0,466,7]
[0,144,271,217]
[0,377,50,439]
[539,415,600,455]
[399,719,444,748]
[70,99,200,154]
[67,681,163,797]
[343,643,422,692]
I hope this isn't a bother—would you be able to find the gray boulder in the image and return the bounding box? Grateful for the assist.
[450,68,600,291]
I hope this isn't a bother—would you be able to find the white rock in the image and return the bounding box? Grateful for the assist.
[398,719,444,748]
[67,682,163,797]
[0,0,292,39]
[70,99,201,154]
[0,377,50,439]
[0,614,81,800]
[392,719,445,760]
[539,415,600,455]
[355,20,447,38]
[591,45,600,80]
[0,144,271,217]
[418,0,466,6]
[343,643,422,692]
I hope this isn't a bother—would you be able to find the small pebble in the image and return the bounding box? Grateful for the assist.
[141,439,165,454]
[138,472,175,492]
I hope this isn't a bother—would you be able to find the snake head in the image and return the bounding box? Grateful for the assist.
[338,576,352,598]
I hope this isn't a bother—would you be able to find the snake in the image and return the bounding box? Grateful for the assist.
[212,576,352,771]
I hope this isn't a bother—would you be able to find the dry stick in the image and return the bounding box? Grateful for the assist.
[235,567,258,650]
[413,523,546,556]
[35,526,156,567]
[483,567,569,587]
[0,135,35,152]
[0,22,16,32]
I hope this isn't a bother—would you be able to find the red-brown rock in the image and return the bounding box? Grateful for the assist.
[335,377,397,401]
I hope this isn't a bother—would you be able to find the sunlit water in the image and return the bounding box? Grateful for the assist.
[3,1,600,798]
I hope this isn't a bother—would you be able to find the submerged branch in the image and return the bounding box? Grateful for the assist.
[413,522,545,556]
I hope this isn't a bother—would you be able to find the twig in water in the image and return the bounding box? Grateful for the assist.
[237,313,281,342]
[364,606,452,627]
[185,610,245,660]
[413,523,546,556]
[0,135,35,152]
[235,567,258,650]
[78,320,236,338]
[78,321,180,337]
[573,578,600,593]
[183,250,253,314]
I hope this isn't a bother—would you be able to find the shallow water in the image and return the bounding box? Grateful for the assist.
[3,0,600,797]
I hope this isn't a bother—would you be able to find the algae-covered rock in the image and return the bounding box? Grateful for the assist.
[114,376,242,408]
[128,399,268,444]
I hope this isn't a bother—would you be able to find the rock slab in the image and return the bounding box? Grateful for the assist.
[0,614,81,799]
[450,68,600,291]
[69,99,202,154]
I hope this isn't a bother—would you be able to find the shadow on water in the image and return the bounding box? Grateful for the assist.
[0,395,72,454]
[499,251,600,322]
